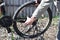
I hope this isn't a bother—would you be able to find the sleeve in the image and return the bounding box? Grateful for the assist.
[32,0,51,18]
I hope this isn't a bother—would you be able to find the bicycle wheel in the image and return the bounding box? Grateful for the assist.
[13,1,52,38]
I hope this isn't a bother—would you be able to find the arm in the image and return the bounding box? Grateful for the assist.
[32,0,51,18]
[24,0,52,25]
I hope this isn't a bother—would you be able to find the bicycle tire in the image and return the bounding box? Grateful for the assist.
[13,1,52,38]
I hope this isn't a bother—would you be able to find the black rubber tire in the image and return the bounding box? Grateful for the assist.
[13,1,52,38]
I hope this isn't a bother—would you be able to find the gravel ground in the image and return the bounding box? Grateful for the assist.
[0,17,59,40]
[44,17,59,40]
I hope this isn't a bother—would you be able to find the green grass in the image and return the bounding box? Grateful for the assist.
[52,16,59,25]
[53,16,60,19]
[11,33,14,40]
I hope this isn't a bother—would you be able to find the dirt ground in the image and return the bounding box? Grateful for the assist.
[0,17,59,40]
[44,17,59,40]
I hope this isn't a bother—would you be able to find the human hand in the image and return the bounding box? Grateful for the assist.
[24,16,36,26]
